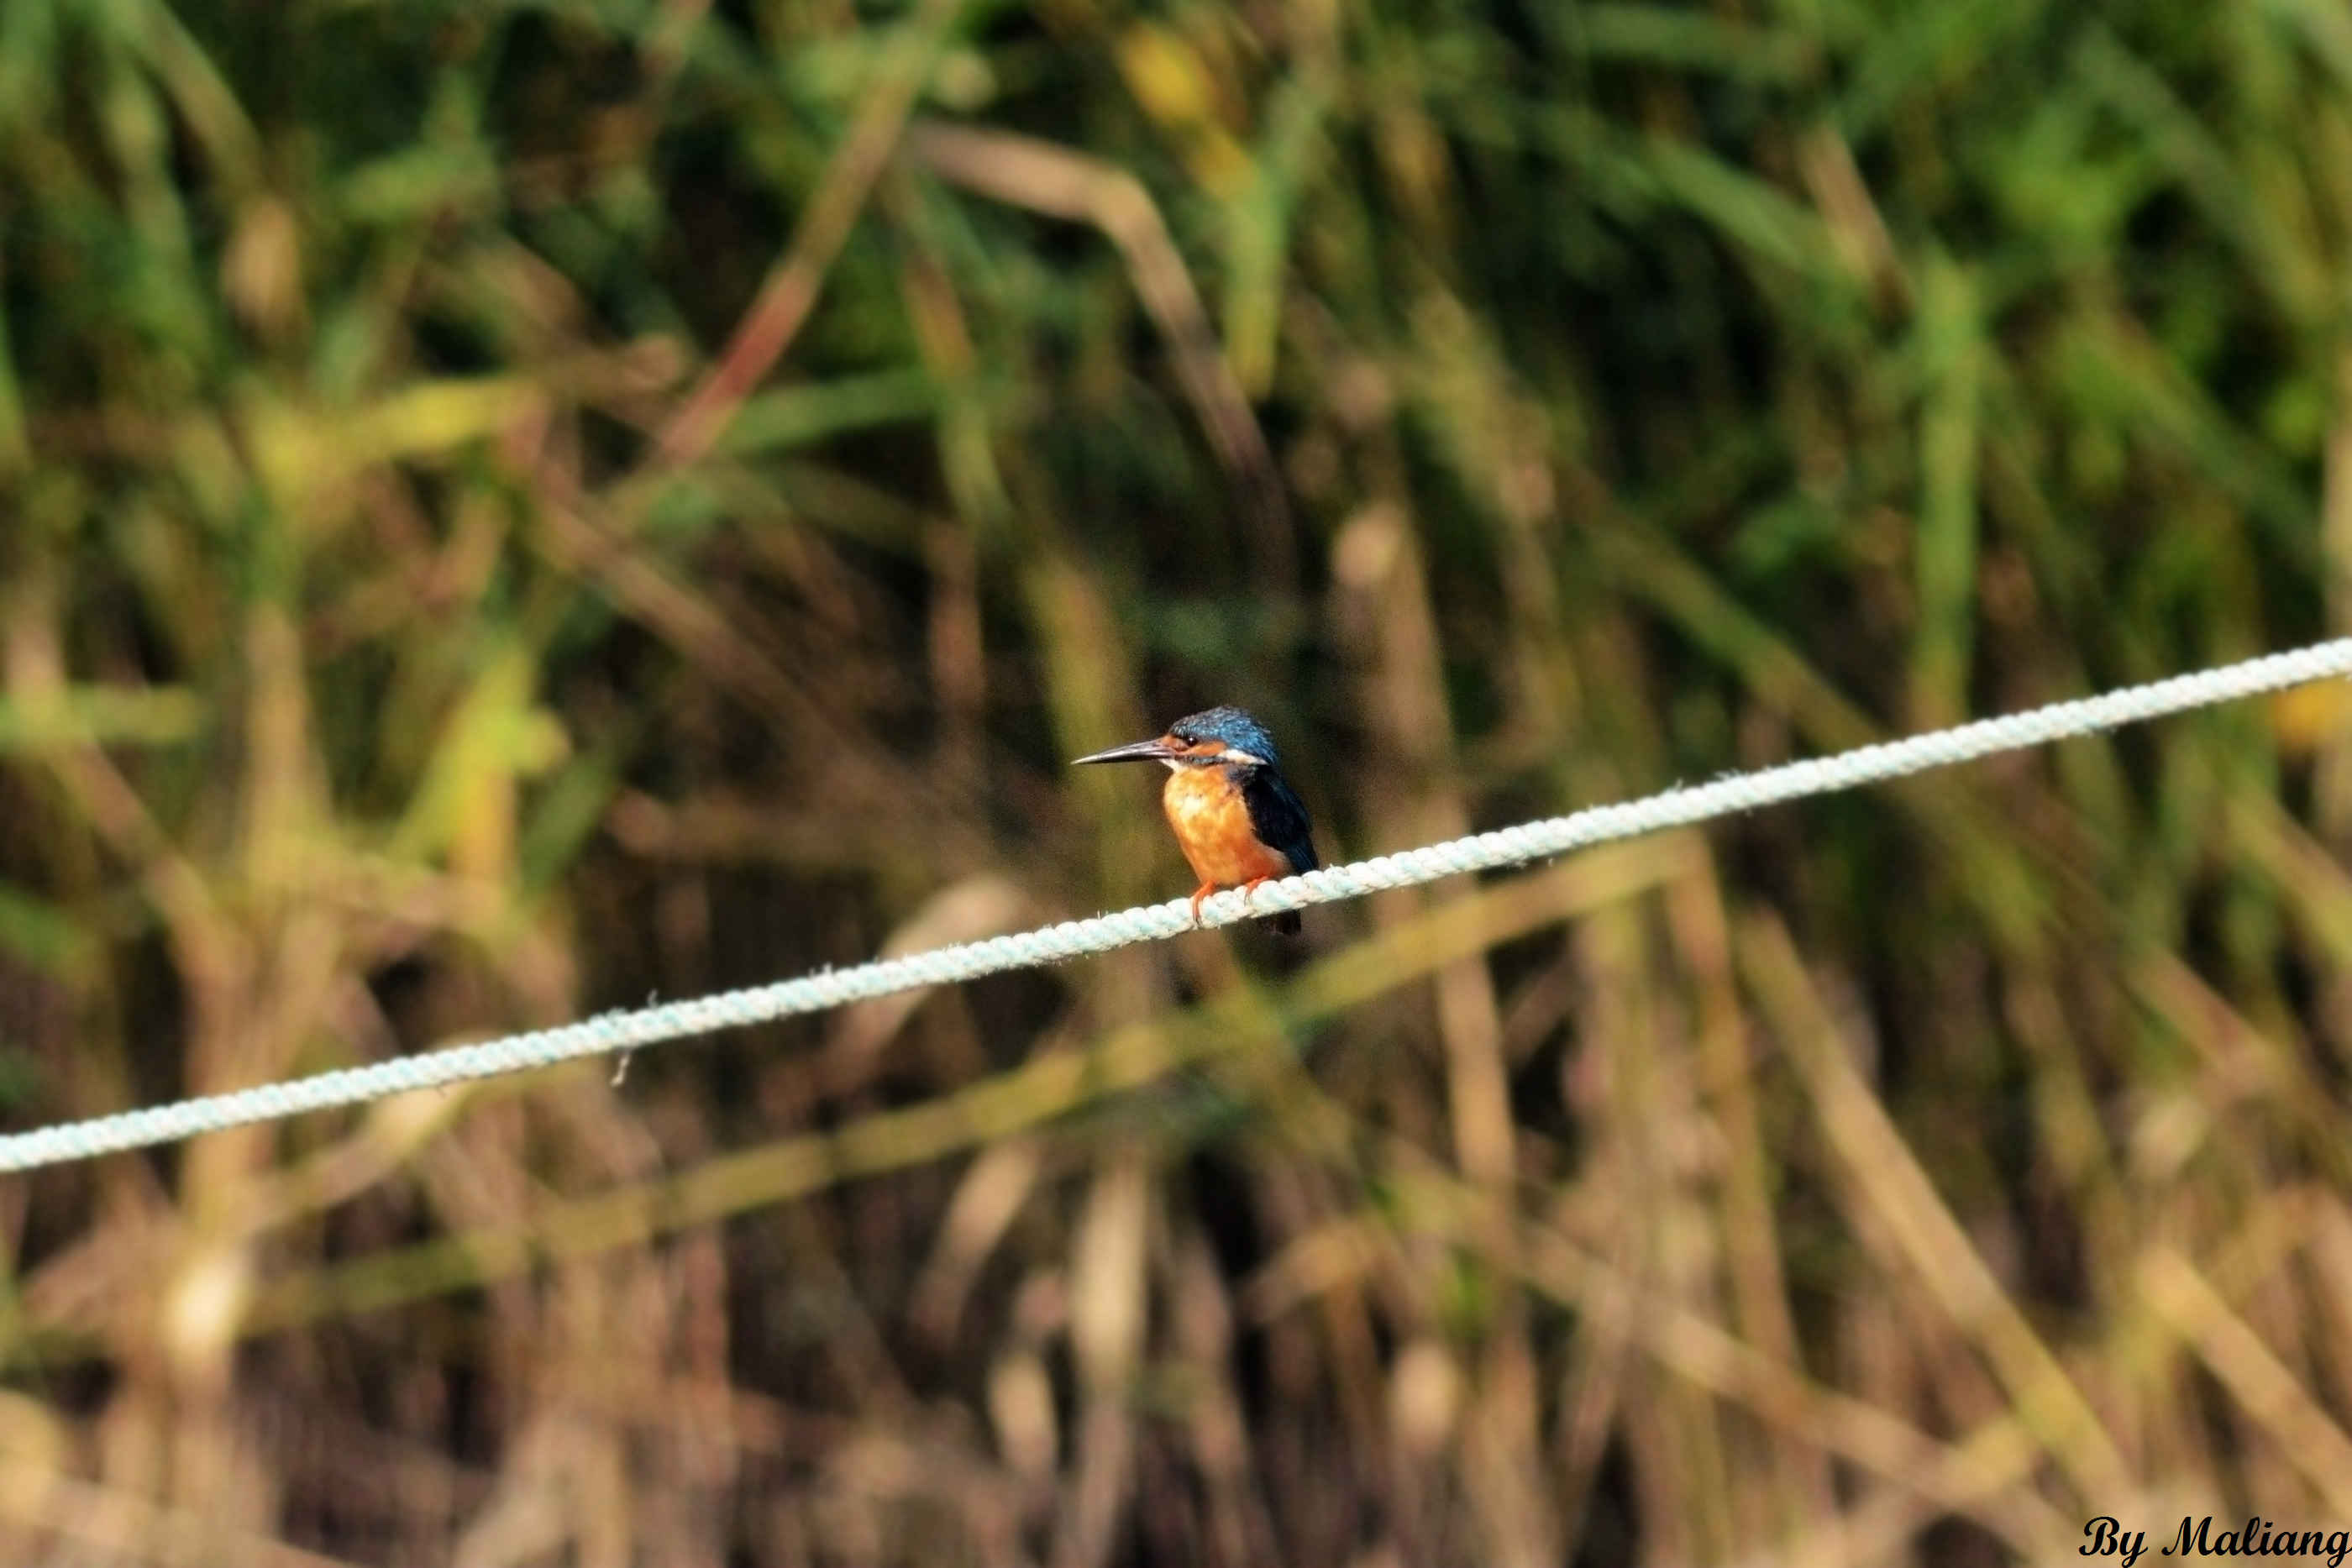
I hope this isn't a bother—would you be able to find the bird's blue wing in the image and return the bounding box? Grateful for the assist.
[1242,770,1318,874]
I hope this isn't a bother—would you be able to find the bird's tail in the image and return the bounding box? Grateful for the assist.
[1267,909,1302,936]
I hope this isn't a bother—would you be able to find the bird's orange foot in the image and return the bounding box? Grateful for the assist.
[1189,883,1215,927]
[1241,873,1303,935]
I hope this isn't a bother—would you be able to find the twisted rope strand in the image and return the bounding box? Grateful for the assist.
[6,637,2349,1173]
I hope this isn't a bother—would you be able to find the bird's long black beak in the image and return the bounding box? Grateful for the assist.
[1071,737,1174,766]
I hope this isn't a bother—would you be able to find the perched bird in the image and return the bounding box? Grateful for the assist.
[1073,705,1319,934]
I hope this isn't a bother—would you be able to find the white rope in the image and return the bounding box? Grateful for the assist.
[6,637,2349,1174]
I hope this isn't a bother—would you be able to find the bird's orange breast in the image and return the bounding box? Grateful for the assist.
[1162,767,1292,887]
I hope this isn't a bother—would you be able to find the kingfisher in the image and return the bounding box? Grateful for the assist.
[1073,705,1319,934]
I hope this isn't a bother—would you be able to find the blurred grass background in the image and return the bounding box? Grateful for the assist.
[7,0,2352,1561]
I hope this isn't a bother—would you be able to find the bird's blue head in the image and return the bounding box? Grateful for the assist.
[1167,706,1281,768]
[1071,705,1284,772]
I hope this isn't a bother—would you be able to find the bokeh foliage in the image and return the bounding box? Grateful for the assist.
[7,0,2352,1561]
